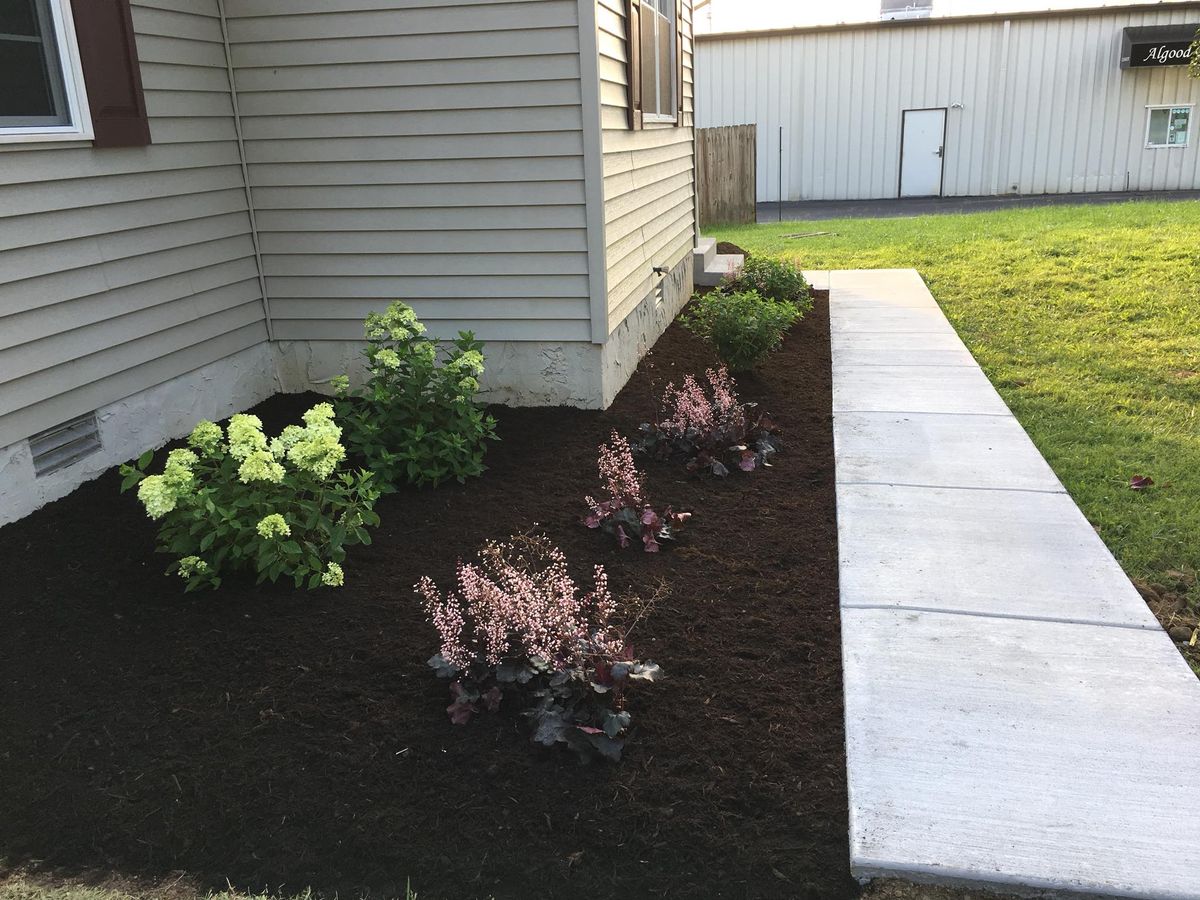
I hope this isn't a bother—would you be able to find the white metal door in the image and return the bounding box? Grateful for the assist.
[900,109,946,197]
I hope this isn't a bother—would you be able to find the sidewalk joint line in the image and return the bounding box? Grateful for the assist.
[838,480,1067,495]
[840,602,1155,631]
[833,409,1012,418]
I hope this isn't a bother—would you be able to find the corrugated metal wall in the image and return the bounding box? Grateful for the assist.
[696,5,1200,201]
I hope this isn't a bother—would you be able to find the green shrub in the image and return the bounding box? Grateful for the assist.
[334,301,498,488]
[120,404,381,591]
[721,256,813,307]
[682,290,800,371]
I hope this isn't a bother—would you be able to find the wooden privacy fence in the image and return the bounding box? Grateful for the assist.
[695,125,757,228]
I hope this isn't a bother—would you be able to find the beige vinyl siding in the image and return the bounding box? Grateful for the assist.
[223,0,592,343]
[0,0,266,450]
[598,0,696,333]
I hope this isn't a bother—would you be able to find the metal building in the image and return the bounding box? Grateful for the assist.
[695,2,1200,201]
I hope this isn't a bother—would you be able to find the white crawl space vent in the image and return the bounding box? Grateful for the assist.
[29,412,102,477]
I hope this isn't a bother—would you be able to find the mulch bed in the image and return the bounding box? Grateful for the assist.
[716,241,750,257]
[0,294,857,900]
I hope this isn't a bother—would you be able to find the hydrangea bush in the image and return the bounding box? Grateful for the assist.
[120,404,380,591]
[637,366,779,476]
[584,431,690,552]
[417,534,661,762]
[334,301,498,488]
[682,289,801,371]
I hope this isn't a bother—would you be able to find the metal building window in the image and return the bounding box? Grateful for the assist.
[0,0,91,141]
[1146,105,1191,148]
[639,0,677,122]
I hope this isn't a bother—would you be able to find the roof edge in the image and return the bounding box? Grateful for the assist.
[695,1,1200,42]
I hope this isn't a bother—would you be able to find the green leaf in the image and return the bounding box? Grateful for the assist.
[138,450,154,469]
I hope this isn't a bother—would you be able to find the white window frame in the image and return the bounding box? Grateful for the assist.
[0,0,93,144]
[1145,104,1192,150]
[641,0,678,125]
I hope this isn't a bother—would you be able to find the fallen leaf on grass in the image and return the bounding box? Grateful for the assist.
[1129,474,1155,490]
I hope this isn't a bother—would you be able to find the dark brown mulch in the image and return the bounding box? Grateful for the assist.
[0,294,855,900]
[716,241,750,257]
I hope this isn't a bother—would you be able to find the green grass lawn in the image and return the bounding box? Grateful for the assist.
[714,200,1200,603]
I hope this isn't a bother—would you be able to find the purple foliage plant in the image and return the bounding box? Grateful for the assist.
[637,366,780,476]
[584,431,690,552]
[417,534,661,762]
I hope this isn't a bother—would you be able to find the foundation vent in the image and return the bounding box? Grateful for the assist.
[29,412,102,477]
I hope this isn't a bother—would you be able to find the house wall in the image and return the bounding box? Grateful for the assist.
[695,4,1200,201]
[0,0,277,525]
[1,0,700,526]
[597,0,697,338]
[221,0,595,354]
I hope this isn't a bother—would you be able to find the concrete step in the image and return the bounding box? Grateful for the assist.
[695,253,744,287]
[693,237,745,287]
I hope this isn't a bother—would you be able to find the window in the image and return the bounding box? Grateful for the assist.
[625,0,680,129]
[1146,105,1191,148]
[639,0,677,122]
[0,0,91,141]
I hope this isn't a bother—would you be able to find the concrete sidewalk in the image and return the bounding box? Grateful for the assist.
[763,190,1200,222]
[823,269,1200,899]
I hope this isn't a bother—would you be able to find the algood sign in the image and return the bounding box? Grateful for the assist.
[1121,25,1199,69]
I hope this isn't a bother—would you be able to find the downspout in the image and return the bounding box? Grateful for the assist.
[216,0,274,342]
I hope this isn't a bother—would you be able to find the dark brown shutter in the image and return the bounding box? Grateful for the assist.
[625,0,643,130]
[676,0,685,121]
[71,0,151,147]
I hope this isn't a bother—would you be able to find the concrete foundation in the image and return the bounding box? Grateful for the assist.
[0,343,280,528]
[600,254,693,407]
[0,254,693,527]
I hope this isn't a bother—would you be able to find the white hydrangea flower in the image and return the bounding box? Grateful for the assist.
[227,414,268,461]
[303,402,336,425]
[237,449,285,484]
[268,424,306,460]
[256,513,291,539]
[374,348,401,370]
[137,474,177,520]
[321,562,344,587]
[287,428,346,480]
[178,556,209,578]
[187,420,223,455]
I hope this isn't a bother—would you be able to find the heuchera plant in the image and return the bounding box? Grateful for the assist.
[584,431,690,552]
[334,301,498,489]
[120,404,380,591]
[417,534,661,762]
[637,366,779,476]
